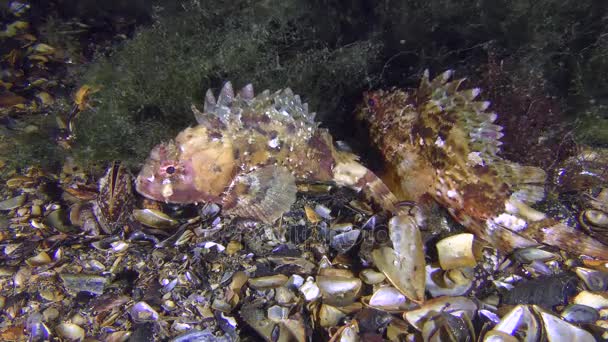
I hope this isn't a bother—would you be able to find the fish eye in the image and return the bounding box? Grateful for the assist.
[166,166,176,174]
[367,98,375,107]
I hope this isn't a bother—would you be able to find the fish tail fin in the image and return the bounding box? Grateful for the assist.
[492,198,608,259]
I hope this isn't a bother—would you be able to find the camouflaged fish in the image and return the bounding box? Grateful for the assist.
[358,70,608,259]
[136,83,397,224]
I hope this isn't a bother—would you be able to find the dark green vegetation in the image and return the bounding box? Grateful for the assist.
[4,0,608,170]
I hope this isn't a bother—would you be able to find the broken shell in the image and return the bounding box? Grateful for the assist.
[561,304,599,324]
[426,264,473,297]
[27,313,51,341]
[359,269,386,285]
[318,304,346,327]
[133,208,179,229]
[536,305,595,341]
[305,205,321,223]
[314,204,332,220]
[582,209,608,228]
[287,274,305,290]
[55,323,85,341]
[330,229,361,254]
[268,305,290,323]
[436,233,477,270]
[0,194,26,210]
[404,296,477,331]
[130,301,160,323]
[26,251,51,266]
[275,286,296,305]
[299,277,321,301]
[318,268,354,278]
[230,271,249,292]
[514,247,559,263]
[60,273,108,295]
[44,208,74,233]
[248,274,288,289]
[483,304,539,341]
[316,275,362,306]
[421,311,475,342]
[366,286,410,311]
[575,267,608,291]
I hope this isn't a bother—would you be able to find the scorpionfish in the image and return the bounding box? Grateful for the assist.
[136,83,396,223]
[358,70,608,259]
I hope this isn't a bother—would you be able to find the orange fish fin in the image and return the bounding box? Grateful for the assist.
[221,165,297,223]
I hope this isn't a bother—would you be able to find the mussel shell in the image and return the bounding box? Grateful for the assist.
[561,304,599,324]
[575,267,608,291]
[0,194,26,210]
[133,208,179,230]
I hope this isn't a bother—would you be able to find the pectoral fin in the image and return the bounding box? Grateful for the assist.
[221,165,297,223]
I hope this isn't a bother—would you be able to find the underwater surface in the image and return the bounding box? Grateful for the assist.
[1,0,608,341]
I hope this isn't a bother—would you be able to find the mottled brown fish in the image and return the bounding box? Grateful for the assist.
[136,83,397,224]
[358,70,608,259]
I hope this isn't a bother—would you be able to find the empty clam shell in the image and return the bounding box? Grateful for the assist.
[56,323,85,341]
[561,304,599,324]
[366,286,410,311]
[133,208,179,229]
[359,269,386,285]
[316,275,362,306]
[436,233,477,270]
[575,267,608,291]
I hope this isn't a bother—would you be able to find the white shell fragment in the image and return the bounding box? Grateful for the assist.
[572,291,608,310]
[299,277,321,301]
[367,286,410,311]
[436,233,477,270]
[130,301,160,323]
[359,269,386,285]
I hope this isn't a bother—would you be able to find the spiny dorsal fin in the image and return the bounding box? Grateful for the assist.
[217,81,234,107]
[238,83,254,100]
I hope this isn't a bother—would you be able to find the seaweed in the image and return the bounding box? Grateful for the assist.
[72,0,381,166]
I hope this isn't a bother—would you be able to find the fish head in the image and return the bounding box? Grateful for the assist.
[135,137,226,204]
